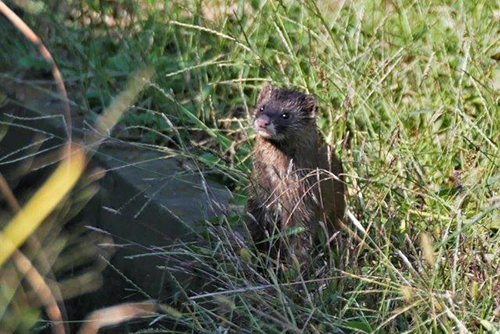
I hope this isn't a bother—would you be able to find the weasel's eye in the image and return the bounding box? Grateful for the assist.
[259,107,264,112]
[281,112,290,119]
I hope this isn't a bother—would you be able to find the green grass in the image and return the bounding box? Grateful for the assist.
[2,0,500,332]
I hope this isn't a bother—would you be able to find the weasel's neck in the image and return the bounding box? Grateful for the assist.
[256,131,320,165]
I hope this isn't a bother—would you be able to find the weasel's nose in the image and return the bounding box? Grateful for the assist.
[255,115,270,129]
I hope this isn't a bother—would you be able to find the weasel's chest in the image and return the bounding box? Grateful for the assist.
[256,159,317,210]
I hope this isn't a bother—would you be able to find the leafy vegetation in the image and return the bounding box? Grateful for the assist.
[1,0,499,332]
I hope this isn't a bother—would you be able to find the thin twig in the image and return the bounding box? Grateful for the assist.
[0,173,20,211]
[12,250,66,334]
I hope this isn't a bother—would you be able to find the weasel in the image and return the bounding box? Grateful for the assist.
[246,84,345,263]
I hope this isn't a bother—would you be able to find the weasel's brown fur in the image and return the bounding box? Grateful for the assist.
[246,84,345,262]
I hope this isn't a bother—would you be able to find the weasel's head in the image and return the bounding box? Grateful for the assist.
[253,84,317,142]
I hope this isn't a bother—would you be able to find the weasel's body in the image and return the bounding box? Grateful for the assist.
[246,85,345,261]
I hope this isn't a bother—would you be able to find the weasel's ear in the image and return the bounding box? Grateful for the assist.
[303,94,317,118]
[257,84,273,105]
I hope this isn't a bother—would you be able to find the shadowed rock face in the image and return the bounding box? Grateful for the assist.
[66,144,232,331]
[0,85,232,330]
[91,145,232,296]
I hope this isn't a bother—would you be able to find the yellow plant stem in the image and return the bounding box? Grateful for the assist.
[0,145,85,266]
